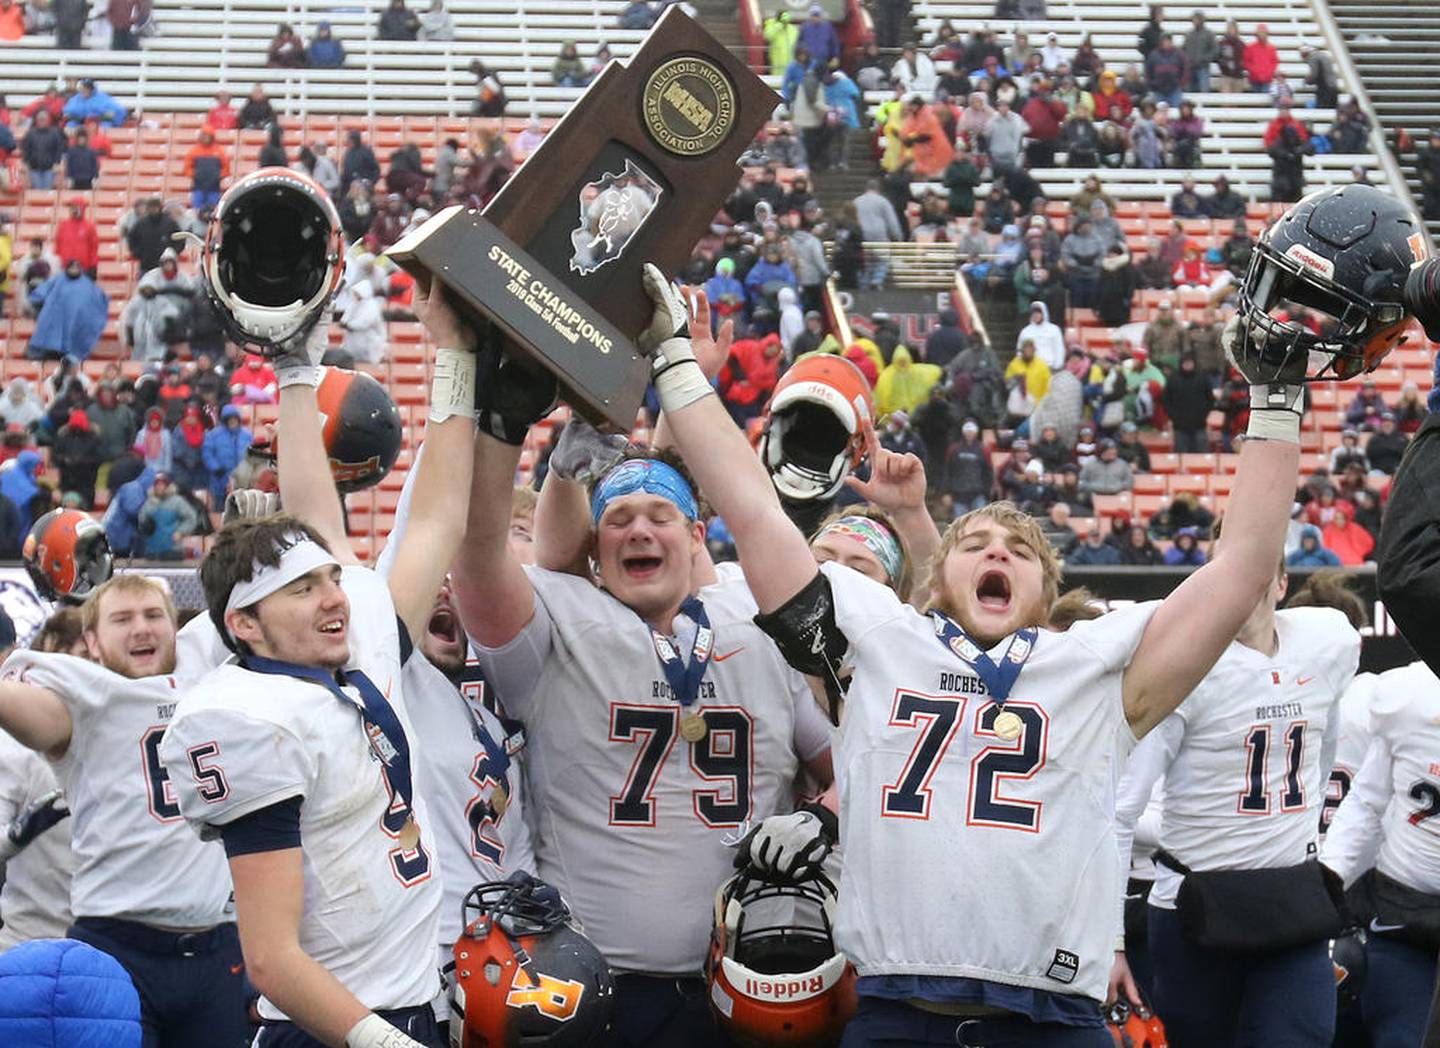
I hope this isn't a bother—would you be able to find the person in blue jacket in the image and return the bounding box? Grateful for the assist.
[1286,523,1342,567]
[743,242,798,314]
[61,79,127,128]
[200,403,252,507]
[306,21,346,68]
[0,938,142,1048]
[101,463,154,557]
[0,449,46,539]
[781,45,812,104]
[27,261,108,362]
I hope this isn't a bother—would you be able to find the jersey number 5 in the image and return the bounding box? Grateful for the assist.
[881,691,1049,832]
[609,704,753,828]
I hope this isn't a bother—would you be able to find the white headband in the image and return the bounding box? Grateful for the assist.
[224,537,339,618]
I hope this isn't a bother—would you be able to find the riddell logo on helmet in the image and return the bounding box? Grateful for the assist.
[1285,243,1336,279]
[743,974,826,1001]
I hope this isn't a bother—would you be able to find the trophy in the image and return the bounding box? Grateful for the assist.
[389,8,779,431]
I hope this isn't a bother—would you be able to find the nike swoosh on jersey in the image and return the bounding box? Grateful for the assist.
[713,648,746,662]
[1370,919,1407,934]
[1296,676,1316,686]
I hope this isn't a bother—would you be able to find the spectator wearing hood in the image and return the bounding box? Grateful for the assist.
[1322,510,1373,566]
[875,346,943,417]
[125,197,179,274]
[22,109,65,190]
[27,260,107,362]
[0,449,45,538]
[1060,217,1104,308]
[341,130,381,193]
[1286,524,1340,567]
[133,405,172,474]
[986,99,1029,174]
[138,472,198,560]
[718,330,783,425]
[1142,299,1188,371]
[1163,526,1207,566]
[339,281,386,364]
[880,410,927,465]
[703,258,746,327]
[307,21,345,67]
[924,309,967,371]
[1346,379,1388,430]
[798,5,841,69]
[62,79,126,128]
[1163,353,1213,453]
[743,243,798,313]
[88,381,137,466]
[943,147,982,218]
[202,404,252,506]
[184,126,230,211]
[230,354,278,405]
[902,97,954,179]
[1366,412,1408,475]
[840,343,878,387]
[100,461,151,556]
[0,379,44,431]
[777,287,805,359]
[121,263,185,363]
[54,408,102,506]
[1015,301,1064,372]
[55,198,99,276]
[1020,84,1067,168]
[64,128,101,191]
[1092,70,1133,125]
[170,403,209,494]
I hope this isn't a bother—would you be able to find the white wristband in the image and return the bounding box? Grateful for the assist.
[428,347,477,422]
[275,362,321,389]
[651,337,713,414]
[1246,383,1304,444]
[345,1012,425,1048]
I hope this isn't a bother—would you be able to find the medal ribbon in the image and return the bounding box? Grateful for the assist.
[455,684,512,782]
[647,596,713,711]
[242,655,419,819]
[927,612,1037,706]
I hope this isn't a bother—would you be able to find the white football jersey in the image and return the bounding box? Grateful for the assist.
[474,566,833,975]
[822,563,1157,1005]
[161,566,442,1018]
[1323,661,1440,895]
[0,649,233,928]
[1116,607,1358,910]
[404,653,534,950]
[0,728,74,948]
[1322,672,1377,835]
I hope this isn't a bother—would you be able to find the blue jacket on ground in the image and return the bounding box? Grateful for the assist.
[0,938,142,1048]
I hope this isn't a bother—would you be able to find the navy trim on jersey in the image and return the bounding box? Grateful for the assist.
[396,616,413,666]
[219,795,303,857]
[856,975,1103,1027]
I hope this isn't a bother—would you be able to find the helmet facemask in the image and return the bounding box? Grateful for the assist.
[764,401,857,502]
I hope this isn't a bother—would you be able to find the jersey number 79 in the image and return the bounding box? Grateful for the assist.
[608,704,753,828]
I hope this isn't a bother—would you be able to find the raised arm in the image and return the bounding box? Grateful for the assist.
[645,270,814,613]
[0,681,71,759]
[452,433,533,649]
[533,416,628,577]
[1121,319,1305,735]
[843,418,941,583]
[380,284,477,639]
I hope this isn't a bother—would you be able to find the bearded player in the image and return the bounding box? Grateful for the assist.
[0,572,248,1046]
[159,283,476,1048]
[650,217,1309,1045]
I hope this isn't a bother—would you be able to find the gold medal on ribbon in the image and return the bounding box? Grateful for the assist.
[993,710,1024,741]
[397,815,421,851]
[680,712,708,743]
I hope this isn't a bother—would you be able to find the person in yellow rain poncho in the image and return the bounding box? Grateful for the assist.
[1005,337,1052,407]
[874,345,942,417]
[874,88,910,173]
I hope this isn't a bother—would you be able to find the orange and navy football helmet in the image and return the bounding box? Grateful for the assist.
[1234,184,1426,382]
[450,873,614,1047]
[199,166,345,356]
[757,354,874,503]
[253,366,402,493]
[706,869,856,1048]
[23,508,113,604]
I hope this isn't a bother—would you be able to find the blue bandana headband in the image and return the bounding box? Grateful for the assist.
[591,459,699,523]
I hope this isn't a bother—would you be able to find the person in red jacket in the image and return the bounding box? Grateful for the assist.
[183,125,230,210]
[20,86,64,125]
[54,197,99,277]
[1020,81,1067,167]
[1243,23,1279,92]
[718,330,783,425]
[1262,99,1309,148]
[206,90,238,130]
[1092,70,1134,125]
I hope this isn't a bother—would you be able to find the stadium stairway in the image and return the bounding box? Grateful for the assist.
[1328,0,1440,242]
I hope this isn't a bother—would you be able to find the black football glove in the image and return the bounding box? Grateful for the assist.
[8,789,70,849]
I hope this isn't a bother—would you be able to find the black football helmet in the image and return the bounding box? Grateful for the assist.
[1234,184,1428,382]
[199,167,345,356]
[1331,930,1367,1011]
[253,366,403,493]
[22,508,113,604]
[450,873,614,1047]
